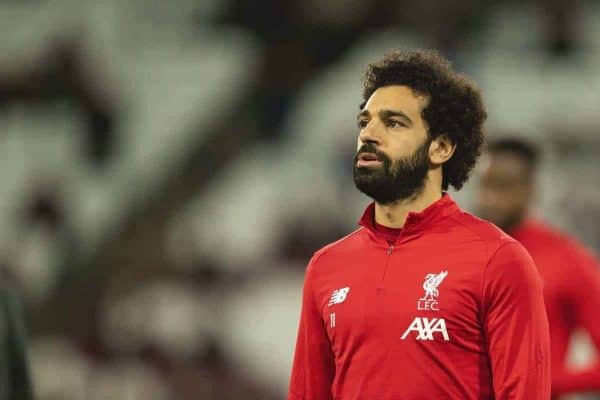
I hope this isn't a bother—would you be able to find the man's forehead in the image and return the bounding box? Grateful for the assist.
[362,85,428,113]
[484,152,530,177]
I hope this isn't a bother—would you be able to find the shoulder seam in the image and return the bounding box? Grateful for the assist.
[447,212,508,245]
[311,227,365,264]
[479,241,519,327]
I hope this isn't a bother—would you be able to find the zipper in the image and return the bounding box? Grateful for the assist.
[380,244,394,285]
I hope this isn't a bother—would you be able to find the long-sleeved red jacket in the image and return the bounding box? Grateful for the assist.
[288,195,551,400]
[510,219,600,398]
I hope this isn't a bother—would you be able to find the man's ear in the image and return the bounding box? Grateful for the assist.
[429,134,456,165]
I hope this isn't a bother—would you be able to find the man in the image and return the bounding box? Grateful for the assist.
[287,49,551,400]
[477,137,600,398]
[0,282,34,400]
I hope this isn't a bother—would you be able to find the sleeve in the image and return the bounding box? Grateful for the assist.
[288,255,335,400]
[482,241,551,400]
[551,246,600,395]
[0,286,34,400]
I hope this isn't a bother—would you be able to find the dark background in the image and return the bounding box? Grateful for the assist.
[0,0,599,399]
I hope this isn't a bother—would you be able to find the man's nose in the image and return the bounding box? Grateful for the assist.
[477,187,499,207]
[359,121,382,145]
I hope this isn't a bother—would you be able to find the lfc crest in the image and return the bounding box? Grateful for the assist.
[417,270,448,311]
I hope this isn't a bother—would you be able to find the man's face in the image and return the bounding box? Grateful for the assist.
[475,152,533,231]
[353,85,432,204]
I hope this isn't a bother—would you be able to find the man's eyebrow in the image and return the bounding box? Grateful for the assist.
[357,109,370,120]
[379,109,413,125]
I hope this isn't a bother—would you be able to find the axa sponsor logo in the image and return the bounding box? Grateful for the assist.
[401,317,450,341]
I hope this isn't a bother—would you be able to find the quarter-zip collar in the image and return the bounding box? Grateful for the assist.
[358,193,460,245]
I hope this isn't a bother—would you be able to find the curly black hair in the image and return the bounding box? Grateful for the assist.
[362,49,487,191]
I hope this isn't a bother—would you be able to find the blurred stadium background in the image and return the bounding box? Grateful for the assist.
[0,0,599,399]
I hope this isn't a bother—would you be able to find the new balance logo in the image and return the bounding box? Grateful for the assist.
[401,317,450,341]
[328,287,350,306]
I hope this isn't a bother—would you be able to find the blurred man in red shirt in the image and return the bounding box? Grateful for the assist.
[477,137,600,398]
[288,50,550,400]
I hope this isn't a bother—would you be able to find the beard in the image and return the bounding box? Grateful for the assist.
[353,138,431,204]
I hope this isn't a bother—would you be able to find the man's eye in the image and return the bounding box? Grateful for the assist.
[388,120,404,128]
[358,119,368,129]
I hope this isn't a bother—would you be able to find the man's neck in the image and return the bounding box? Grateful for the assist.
[374,183,443,229]
[502,212,528,234]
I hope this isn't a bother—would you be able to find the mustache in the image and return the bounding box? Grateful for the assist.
[355,144,390,162]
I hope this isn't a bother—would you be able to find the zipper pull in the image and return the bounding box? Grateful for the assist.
[387,244,394,255]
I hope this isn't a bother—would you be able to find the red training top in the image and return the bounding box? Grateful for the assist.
[510,219,600,397]
[288,194,551,400]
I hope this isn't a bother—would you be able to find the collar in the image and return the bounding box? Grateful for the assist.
[358,193,460,244]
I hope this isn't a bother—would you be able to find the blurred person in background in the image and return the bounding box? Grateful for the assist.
[477,137,600,399]
[0,283,33,400]
[288,49,550,400]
